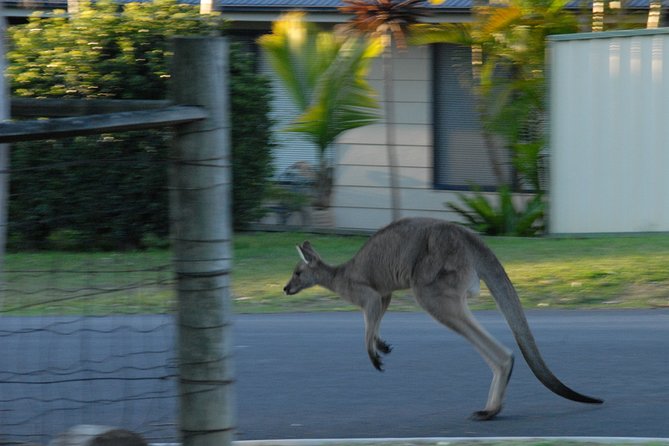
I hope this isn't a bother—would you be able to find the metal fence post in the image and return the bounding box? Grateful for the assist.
[170,36,234,446]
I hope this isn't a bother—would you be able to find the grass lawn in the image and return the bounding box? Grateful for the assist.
[1,231,668,315]
[233,231,669,313]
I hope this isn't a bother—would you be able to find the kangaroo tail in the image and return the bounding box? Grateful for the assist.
[465,230,603,405]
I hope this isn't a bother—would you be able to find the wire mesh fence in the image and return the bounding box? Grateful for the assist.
[0,33,232,446]
[0,137,179,445]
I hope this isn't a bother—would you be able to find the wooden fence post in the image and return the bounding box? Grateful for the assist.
[170,37,234,446]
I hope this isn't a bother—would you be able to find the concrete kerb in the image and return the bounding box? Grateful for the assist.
[152,438,669,446]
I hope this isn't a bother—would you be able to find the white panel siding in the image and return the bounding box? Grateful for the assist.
[550,29,669,234]
[368,79,431,103]
[261,41,511,231]
[338,144,430,168]
[339,123,432,146]
[336,165,434,189]
[331,46,471,231]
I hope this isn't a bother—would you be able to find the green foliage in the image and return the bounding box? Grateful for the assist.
[9,132,172,250]
[258,12,381,208]
[7,0,274,249]
[284,36,381,151]
[412,0,578,192]
[229,44,275,229]
[258,13,381,149]
[447,187,545,236]
[8,0,225,99]
[414,0,576,234]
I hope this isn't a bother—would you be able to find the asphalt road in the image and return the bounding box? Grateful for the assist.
[235,310,669,440]
[2,310,668,443]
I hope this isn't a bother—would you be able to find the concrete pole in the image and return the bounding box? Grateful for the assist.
[170,37,234,446]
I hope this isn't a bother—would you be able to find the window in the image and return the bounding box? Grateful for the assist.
[432,43,512,191]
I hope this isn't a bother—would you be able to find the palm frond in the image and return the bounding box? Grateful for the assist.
[340,0,429,48]
[257,12,338,111]
[409,23,473,46]
[285,35,382,151]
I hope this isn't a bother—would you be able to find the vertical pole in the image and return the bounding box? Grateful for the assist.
[382,29,400,222]
[67,0,80,14]
[170,37,234,446]
[200,0,213,14]
[0,2,10,286]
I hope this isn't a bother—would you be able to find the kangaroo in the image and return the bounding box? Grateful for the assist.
[283,217,603,420]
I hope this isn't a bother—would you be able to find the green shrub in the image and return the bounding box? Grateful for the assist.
[230,45,275,229]
[447,187,545,236]
[9,132,170,250]
[7,0,274,249]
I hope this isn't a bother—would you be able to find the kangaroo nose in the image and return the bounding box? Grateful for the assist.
[283,285,289,294]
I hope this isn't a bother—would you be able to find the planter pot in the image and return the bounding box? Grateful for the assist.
[309,208,334,228]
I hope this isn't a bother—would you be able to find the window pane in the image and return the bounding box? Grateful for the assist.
[433,43,511,190]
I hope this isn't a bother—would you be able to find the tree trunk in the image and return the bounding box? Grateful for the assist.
[592,0,605,31]
[647,0,663,28]
[383,36,401,222]
[314,152,332,209]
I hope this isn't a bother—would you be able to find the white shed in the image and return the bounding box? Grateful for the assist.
[549,28,669,234]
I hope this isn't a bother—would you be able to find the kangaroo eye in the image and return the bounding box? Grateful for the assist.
[295,271,301,277]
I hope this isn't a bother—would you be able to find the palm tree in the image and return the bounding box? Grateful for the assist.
[340,0,428,222]
[592,0,605,31]
[259,12,382,210]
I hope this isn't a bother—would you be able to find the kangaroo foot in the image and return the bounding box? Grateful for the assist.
[376,338,392,355]
[368,351,384,372]
[470,408,501,421]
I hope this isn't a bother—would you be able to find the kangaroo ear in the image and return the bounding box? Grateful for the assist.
[296,245,309,264]
[297,241,320,265]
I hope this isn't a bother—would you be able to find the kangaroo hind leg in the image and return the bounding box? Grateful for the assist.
[414,285,514,420]
[363,294,392,371]
[375,294,393,355]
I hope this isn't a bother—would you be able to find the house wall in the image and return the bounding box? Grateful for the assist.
[332,45,468,231]
[549,29,669,234]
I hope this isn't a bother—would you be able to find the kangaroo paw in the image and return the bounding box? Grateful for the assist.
[369,353,384,372]
[376,338,393,355]
[470,408,500,421]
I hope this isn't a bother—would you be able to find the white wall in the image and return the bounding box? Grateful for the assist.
[332,45,467,231]
[549,29,669,234]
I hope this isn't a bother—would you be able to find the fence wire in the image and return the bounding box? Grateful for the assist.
[0,137,179,445]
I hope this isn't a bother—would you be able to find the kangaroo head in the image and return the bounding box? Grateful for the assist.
[283,241,322,295]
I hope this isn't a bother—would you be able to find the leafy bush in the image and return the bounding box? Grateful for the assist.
[447,187,545,236]
[230,47,275,228]
[9,132,171,250]
[7,0,274,249]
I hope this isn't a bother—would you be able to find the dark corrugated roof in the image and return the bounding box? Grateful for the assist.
[218,0,665,9]
[1,0,660,12]
[218,0,471,9]
[221,0,343,6]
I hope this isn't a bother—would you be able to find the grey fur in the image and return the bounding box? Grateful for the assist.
[283,217,603,420]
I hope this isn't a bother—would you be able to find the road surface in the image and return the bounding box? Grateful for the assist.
[235,310,669,439]
[2,310,668,442]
